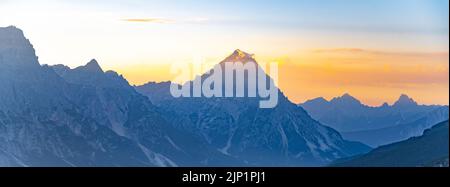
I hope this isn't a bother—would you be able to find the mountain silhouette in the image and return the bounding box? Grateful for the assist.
[392,94,418,108]
[300,93,448,147]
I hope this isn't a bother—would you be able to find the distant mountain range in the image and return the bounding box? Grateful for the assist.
[332,120,449,167]
[300,94,449,147]
[0,26,370,166]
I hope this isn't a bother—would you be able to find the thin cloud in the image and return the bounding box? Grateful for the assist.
[121,18,174,24]
[121,17,210,24]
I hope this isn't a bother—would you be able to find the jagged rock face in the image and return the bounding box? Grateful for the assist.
[136,50,371,166]
[0,26,238,166]
[0,26,69,114]
[0,27,152,166]
[52,63,240,166]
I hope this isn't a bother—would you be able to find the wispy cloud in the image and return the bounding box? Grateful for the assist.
[121,17,209,24]
[121,18,174,24]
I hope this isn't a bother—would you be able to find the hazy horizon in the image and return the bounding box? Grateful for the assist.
[1,0,448,106]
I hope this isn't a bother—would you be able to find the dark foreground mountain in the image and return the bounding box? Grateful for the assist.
[136,50,371,166]
[0,26,237,166]
[331,120,449,167]
[342,106,449,147]
[300,94,448,147]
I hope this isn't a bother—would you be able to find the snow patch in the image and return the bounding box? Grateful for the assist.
[277,125,289,152]
[62,158,76,167]
[165,136,183,152]
[218,129,235,155]
[306,141,320,159]
[0,148,28,167]
[111,121,127,137]
[138,144,178,167]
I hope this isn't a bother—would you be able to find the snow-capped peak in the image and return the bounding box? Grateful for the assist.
[221,49,256,64]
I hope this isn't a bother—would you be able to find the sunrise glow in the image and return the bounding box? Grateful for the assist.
[1,0,448,106]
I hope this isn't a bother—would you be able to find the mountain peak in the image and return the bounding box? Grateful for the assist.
[233,49,249,57]
[342,93,353,98]
[313,97,328,102]
[79,59,103,73]
[300,97,330,108]
[330,93,362,106]
[0,26,24,37]
[308,97,328,104]
[0,26,40,68]
[393,94,417,107]
[338,93,359,102]
[221,49,256,64]
[398,94,411,99]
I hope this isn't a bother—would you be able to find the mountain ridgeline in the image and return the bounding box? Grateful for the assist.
[300,94,449,147]
[0,26,370,166]
[332,120,449,167]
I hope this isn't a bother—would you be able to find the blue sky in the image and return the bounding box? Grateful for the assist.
[73,0,449,33]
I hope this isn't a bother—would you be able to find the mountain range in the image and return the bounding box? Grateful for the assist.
[332,120,449,167]
[0,26,370,166]
[135,49,371,166]
[0,26,239,166]
[300,94,449,147]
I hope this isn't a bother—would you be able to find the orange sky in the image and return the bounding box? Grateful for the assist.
[112,49,449,106]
